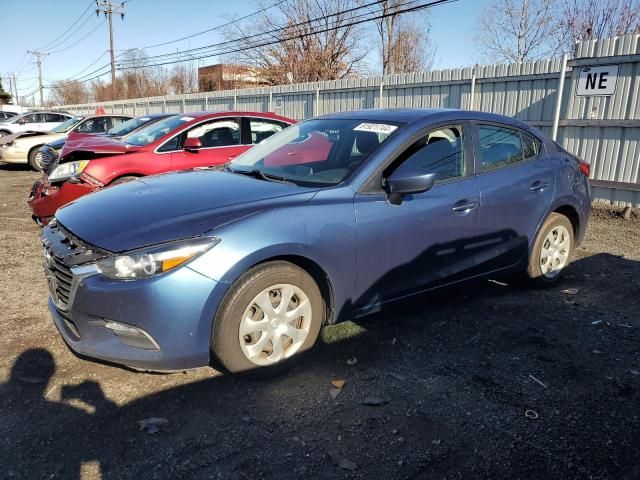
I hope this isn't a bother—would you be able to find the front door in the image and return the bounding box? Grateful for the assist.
[353,124,481,310]
[170,117,248,170]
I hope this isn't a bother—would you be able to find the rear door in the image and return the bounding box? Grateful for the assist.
[473,122,555,271]
[44,113,67,130]
[170,117,247,169]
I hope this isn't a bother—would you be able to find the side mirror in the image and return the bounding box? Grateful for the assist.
[18,118,27,125]
[183,137,202,152]
[385,168,436,204]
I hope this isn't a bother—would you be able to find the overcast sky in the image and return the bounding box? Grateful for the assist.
[0,0,481,100]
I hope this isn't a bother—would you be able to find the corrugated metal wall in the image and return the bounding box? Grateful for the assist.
[61,34,640,206]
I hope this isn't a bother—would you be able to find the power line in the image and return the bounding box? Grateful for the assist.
[38,1,95,51]
[134,0,287,51]
[119,0,454,70]
[120,0,392,66]
[47,19,106,54]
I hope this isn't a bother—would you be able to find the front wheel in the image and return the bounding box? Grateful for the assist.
[527,212,574,286]
[212,261,324,373]
[28,148,45,171]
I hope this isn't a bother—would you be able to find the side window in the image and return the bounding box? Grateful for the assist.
[478,125,525,172]
[45,113,64,122]
[187,118,240,147]
[158,135,181,152]
[389,126,465,182]
[24,114,40,123]
[249,119,286,144]
[110,117,129,129]
[522,132,541,160]
[76,118,109,133]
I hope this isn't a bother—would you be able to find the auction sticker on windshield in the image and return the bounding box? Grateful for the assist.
[354,123,398,134]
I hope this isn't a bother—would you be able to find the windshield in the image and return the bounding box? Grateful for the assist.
[125,115,190,146]
[51,116,84,133]
[7,113,26,124]
[229,118,402,187]
[108,116,157,136]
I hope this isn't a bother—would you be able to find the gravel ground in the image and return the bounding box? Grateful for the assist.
[0,164,639,480]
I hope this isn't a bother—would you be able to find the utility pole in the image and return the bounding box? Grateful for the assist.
[27,50,49,107]
[95,0,125,99]
[10,72,19,105]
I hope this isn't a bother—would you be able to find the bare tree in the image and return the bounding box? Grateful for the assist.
[49,80,89,105]
[475,0,562,63]
[558,0,640,51]
[225,0,367,85]
[168,63,198,95]
[375,0,436,74]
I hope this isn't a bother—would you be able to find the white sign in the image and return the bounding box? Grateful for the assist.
[353,123,398,135]
[576,65,619,96]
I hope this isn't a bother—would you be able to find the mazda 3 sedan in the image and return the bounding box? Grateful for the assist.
[42,109,590,373]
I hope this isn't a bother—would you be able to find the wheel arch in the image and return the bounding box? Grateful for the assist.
[28,143,45,158]
[108,173,144,185]
[552,204,580,238]
[251,255,335,325]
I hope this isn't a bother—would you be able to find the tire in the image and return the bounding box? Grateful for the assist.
[527,212,574,287]
[0,130,10,138]
[28,147,44,172]
[110,175,139,186]
[212,261,324,374]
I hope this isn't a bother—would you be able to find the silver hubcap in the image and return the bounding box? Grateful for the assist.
[35,152,44,169]
[239,284,312,366]
[540,225,571,278]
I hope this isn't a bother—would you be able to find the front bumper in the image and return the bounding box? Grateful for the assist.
[49,265,227,371]
[28,179,99,226]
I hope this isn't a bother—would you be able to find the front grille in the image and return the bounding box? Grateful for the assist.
[45,249,73,307]
[42,221,108,311]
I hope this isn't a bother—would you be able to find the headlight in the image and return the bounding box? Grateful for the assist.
[96,237,219,280]
[48,160,89,183]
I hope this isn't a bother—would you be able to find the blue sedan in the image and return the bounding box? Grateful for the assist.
[42,109,591,373]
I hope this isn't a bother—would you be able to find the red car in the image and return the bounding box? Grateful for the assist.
[28,111,295,225]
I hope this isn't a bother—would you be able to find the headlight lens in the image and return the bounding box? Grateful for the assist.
[48,160,89,183]
[96,236,219,280]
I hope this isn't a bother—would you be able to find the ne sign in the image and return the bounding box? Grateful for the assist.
[576,65,619,96]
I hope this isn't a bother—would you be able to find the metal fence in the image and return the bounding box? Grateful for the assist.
[62,34,640,206]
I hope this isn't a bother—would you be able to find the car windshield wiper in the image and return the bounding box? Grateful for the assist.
[225,166,295,185]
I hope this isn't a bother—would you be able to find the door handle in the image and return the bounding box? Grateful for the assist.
[452,200,479,212]
[530,181,549,192]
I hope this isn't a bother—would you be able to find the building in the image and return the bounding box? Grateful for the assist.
[198,64,262,92]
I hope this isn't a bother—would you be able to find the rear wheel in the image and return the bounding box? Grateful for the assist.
[28,148,45,172]
[0,130,10,138]
[212,261,324,373]
[527,212,574,286]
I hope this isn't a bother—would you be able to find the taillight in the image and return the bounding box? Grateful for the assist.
[579,161,590,177]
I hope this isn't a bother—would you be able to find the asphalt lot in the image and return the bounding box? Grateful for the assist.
[0,163,639,480]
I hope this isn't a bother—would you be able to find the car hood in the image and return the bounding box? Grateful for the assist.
[60,135,142,160]
[0,130,54,145]
[55,170,317,252]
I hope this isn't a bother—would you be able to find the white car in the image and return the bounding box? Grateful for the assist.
[0,111,74,138]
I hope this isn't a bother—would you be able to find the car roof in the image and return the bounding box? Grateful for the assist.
[182,111,295,122]
[316,108,536,130]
